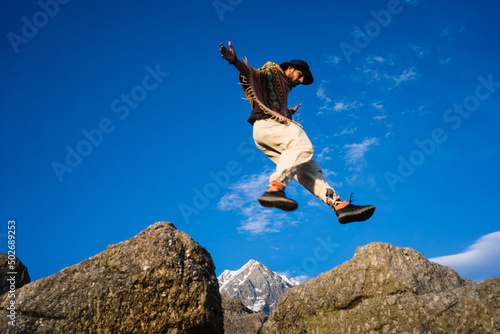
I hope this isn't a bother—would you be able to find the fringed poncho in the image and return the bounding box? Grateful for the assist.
[239,60,293,124]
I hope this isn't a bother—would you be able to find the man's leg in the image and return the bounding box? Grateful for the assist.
[253,120,375,223]
[253,120,315,186]
[293,159,340,205]
[254,120,337,204]
[253,120,314,211]
[294,159,375,223]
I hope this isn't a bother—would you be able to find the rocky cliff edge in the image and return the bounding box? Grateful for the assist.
[0,222,223,334]
[261,242,500,334]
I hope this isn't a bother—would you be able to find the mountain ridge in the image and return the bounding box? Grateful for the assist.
[218,259,299,315]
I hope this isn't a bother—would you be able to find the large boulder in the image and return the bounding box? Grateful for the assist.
[0,254,30,296]
[221,294,267,334]
[261,242,500,334]
[0,222,223,334]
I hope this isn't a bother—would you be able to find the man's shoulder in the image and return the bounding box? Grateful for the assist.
[259,61,280,70]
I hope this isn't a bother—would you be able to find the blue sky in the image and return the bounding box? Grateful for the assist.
[1,0,499,284]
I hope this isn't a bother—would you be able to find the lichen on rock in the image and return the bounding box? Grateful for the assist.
[261,242,500,334]
[0,222,223,334]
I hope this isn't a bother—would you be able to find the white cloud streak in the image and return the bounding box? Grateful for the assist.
[358,56,417,87]
[316,85,362,114]
[335,99,363,112]
[392,67,416,85]
[316,146,333,163]
[409,43,429,57]
[438,57,455,65]
[334,127,358,136]
[430,231,500,282]
[316,86,332,113]
[218,170,297,235]
[343,137,380,165]
[325,55,341,65]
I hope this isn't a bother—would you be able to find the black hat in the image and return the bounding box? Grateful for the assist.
[280,59,314,85]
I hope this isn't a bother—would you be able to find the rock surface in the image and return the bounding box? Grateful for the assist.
[0,254,31,296]
[221,294,267,334]
[0,222,223,334]
[261,242,500,334]
[218,259,299,314]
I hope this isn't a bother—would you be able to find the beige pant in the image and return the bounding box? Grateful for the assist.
[253,119,340,205]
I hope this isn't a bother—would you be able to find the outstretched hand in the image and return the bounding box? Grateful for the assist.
[290,103,302,115]
[220,41,237,64]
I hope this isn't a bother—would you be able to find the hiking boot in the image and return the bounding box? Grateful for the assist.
[334,200,375,224]
[258,181,298,212]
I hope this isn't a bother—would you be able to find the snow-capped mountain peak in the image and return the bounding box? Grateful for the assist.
[217,259,299,315]
[279,273,300,287]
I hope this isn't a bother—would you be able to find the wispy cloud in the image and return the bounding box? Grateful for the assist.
[316,85,333,113]
[361,57,386,82]
[333,100,363,112]
[316,146,333,162]
[322,168,339,179]
[334,127,358,136]
[365,55,387,64]
[409,43,430,58]
[439,25,453,38]
[325,55,341,65]
[357,56,417,87]
[218,170,297,234]
[430,231,500,282]
[343,137,380,165]
[306,199,324,208]
[317,85,362,114]
[371,102,386,120]
[392,67,417,85]
[438,57,455,65]
[237,208,290,234]
[278,270,310,283]
[414,104,429,116]
[333,101,347,112]
[293,275,311,283]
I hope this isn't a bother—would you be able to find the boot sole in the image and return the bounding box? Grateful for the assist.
[337,206,375,224]
[258,196,298,212]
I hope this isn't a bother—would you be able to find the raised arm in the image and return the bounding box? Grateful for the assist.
[289,103,302,115]
[220,41,249,76]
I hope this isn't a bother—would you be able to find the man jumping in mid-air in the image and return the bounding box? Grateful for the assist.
[220,41,375,224]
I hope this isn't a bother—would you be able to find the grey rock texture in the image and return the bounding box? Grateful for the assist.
[261,242,500,334]
[1,254,31,296]
[0,221,223,334]
[221,294,267,334]
[218,259,299,315]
